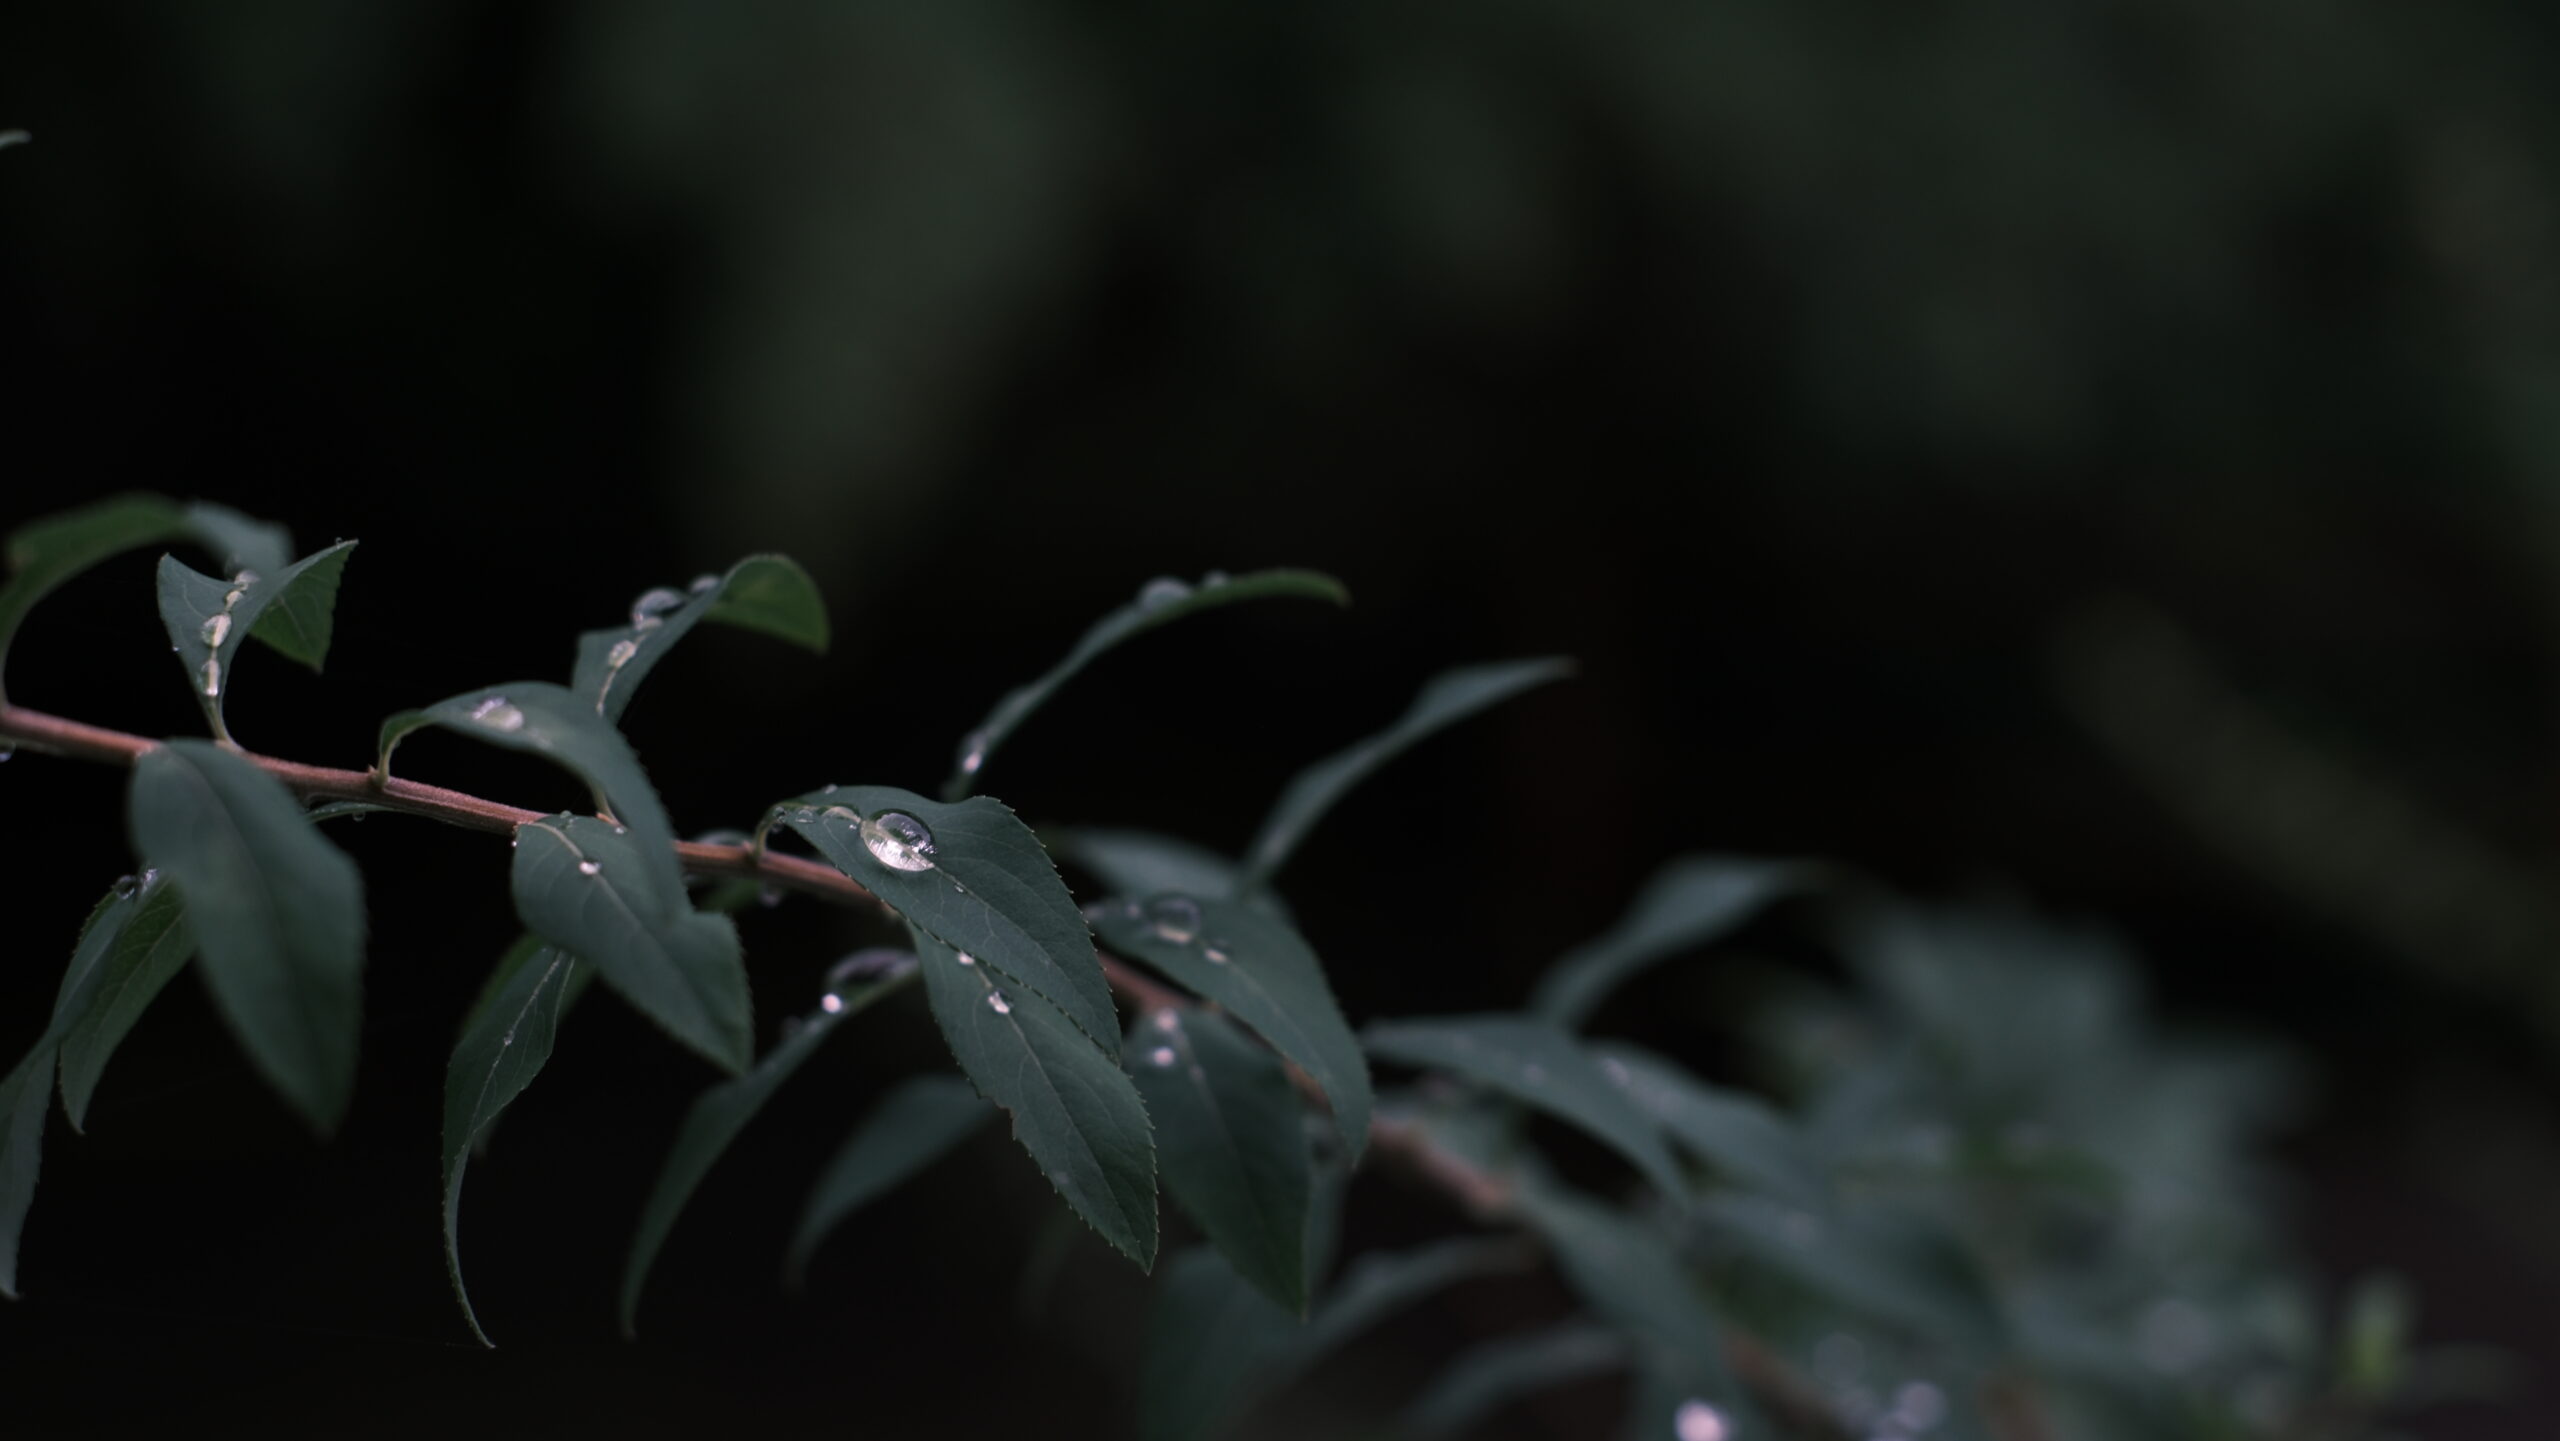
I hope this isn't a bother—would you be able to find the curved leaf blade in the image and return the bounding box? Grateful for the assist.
[0,1049,47,1300]
[177,501,292,579]
[1594,1043,1828,1207]
[944,569,1348,800]
[1363,1015,1687,1202]
[1046,828,1252,908]
[781,786,1114,1046]
[56,877,193,1131]
[570,554,828,723]
[1407,1321,1631,1437]
[511,814,750,1074]
[442,937,579,1346]
[381,681,682,886]
[1532,856,1810,1028]
[1092,894,1369,1161]
[916,928,1155,1267]
[622,973,900,1336]
[129,740,366,1135]
[1128,1006,1312,1312]
[157,542,357,737]
[0,494,186,695]
[787,1073,991,1283]
[1239,657,1572,889]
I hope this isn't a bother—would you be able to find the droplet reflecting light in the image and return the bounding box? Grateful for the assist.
[1673,1400,1729,1441]
[861,811,937,871]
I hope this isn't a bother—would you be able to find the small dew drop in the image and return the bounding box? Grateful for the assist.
[861,810,938,872]
[222,588,246,608]
[790,806,818,825]
[956,730,988,777]
[200,612,231,647]
[986,992,1012,1015]
[111,873,140,899]
[1153,1010,1180,1033]
[577,860,602,877]
[232,569,259,588]
[1136,576,1193,611]
[1202,946,1229,965]
[1673,1400,1729,1441]
[819,993,844,1015]
[956,952,976,967]
[469,695,526,731]
[1148,1046,1177,1068]
[605,637,639,669]
[687,573,720,594]
[199,658,221,697]
[1145,895,1202,945]
[821,783,839,794]
[629,586,687,629]
[758,884,785,908]
[821,804,860,824]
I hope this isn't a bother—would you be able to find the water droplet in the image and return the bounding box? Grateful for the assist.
[819,993,844,1015]
[200,612,231,647]
[758,884,785,908]
[861,811,937,871]
[1673,1400,1729,1441]
[1136,577,1192,611]
[1149,1046,1177,1067]
[1145,895,1201,944]
[577,860,602,877]
[232,569,258,588]
[1153,1010,1180,1032]
[198,658,221,697]
[222,588,246,607]
[986,992,1011,1015]
[629,586,687,629]
[687,573,720,594]
[469,695,526,731]
[956,729,988,776]
[790,806,818,825]
[1892,1381,1946,1432]
[111,873,140,899]
[955,952,976,967]
[821,804,859,825]
[605,637,639,669]
[821,783,839,794]
[1201,945,1229,965]
[1202,569,1230,586]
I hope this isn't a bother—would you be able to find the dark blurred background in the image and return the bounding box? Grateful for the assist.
[2,4,2556,1436]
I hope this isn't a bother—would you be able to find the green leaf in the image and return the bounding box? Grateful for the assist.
[1091,893,1369,1160]
[156,542,357,738]
[442,936,579,1346]
[128,739,366,1134]
[1531,856,1810,1029]
[511,814,751,1074]
[1407,1321,1630,1437]
[1239,657,1572,889]
[1046,828,1254,909]
[915,927,1155,1267]
[787,1072,991,1283]
[1512,1181,1758,1428]
[569,555,828,723]
[55,877,193,1131]
[1593,1043,1828,1207]
[1693,1191,2003,1346]
[381,681,682,880]
[0,1048,47,1300]
[1363,1015,1687,1202]
[779,786,1115,1046]
[1137,1236,1530,1441]
[1127,1006,1311,1312]
[622,971,904,1336]
[0,494,187,696]
[177,500,292,579]
[943,569,1349,800]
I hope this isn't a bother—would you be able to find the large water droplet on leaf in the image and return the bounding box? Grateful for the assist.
[1136,577,1192,611]
[861,811,937,871]
[629,587,686,630]
[1145,895,1202,945]
[200,612,231,647]
[199,658,221,697]
[470,695,526,732]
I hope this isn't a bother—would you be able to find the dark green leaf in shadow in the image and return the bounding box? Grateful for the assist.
[1364,1015,1686,1201]
[1093,893,1368,1159]
[511,814,750,1074]
[0,1049,47,1300]
[569,554,828,723]
[787,1071,990,1284]
[55,877,193,1131]
[1046,828,1265,912]
[0,494,186,697]
[620,958,908,1335]
[943,569,1348,800]
[1128,1006,1311,1311]
[1532,856,1811,1029]
[156,542,356,739]
[1693,1191,2004,1348]
[129,740,366,1135]
[1593,1043,1828,1207]
[780,786,1114,1045]
[381,681,683,881]
[1239,657,1572,890]
[442,936,579,1346]
[916,927,1155,1267]
[177,501,291,579]
[1407,1320,1631,1437]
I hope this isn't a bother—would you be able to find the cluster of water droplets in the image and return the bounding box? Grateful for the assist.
[469,694,527,732]
[195,570,261,700]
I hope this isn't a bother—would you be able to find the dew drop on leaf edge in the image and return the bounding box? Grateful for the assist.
[1136,576,1192,611]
